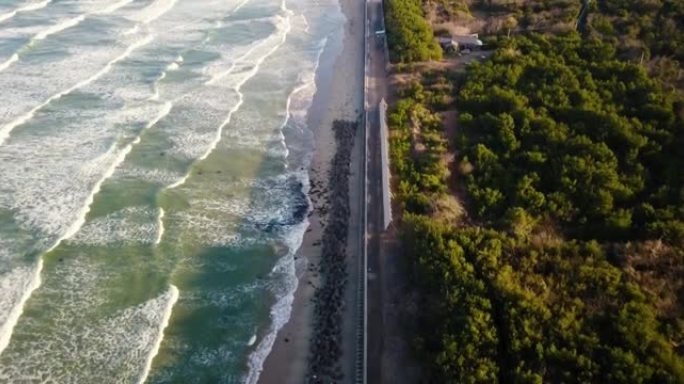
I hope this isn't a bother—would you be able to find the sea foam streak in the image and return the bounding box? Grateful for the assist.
[99,0,136,15]
[247,332,257,346]
[47,142,136,251]
[33,14,86,41]
[149,57,182,101]
[155,208,165,245]
[69,207,159,246]
[137,285,179,384]
[0,259,42,355]
[0,34,154,146]
[0,54,18,72]
[0,0,52,24]
[133,0,178,24]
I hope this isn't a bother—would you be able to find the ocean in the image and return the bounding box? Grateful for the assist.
[0,0,343,382]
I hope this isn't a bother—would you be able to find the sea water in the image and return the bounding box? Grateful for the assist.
[0,0,343,382]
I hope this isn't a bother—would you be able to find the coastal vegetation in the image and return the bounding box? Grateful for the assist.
[384,0,442,62]
[384,2,684,382]
[587,0,684,90]
[457,34,683,243]
[589,0,684,62]
[473,0,580,32]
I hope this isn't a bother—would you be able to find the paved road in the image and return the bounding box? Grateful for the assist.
[364,0,388,382]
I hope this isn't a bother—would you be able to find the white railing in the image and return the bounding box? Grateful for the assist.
[379,98,391,230]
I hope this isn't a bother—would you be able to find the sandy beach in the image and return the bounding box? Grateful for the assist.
[258,0,366,381]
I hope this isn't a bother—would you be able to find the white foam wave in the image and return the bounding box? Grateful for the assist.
[0,54,18,72]
[0,34,154,146]
[124,24,140,36]
[33,14,85,40]
[0,0,135,76]
[243,29,331,384]
[245,219,309,384]
[0,259,42,355]
[69,207,159,246]
[51,101,171,245]
[166,173,190,190]
[167,210,244,247]
[151,53,181,97]
[115,166,184,185]
[164,175,311,255]
[132,0,178,24]
[184,172,309,224]
[229,0,252,16]
[0,99,170,353]
[137,285,179,384]
[0,282,180,382]
[148,55,182,101]
[47,144,135,252]
[181,10,292,167]
[154,208,165,245]
[156,29,326,374]
[247,332,257,347]
[205,14,290,86]
[270,60,320,161]
[150,101,173,128]
[0,0,52,24]
[99,0,136,15]
[162,28,293,182]
[288,38,325,130]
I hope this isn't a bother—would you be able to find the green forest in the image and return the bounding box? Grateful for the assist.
[589,0,684,62]
[457,34,683,243]
[385,2,684,382]
[588,0,684,89]
[384,0,442,62]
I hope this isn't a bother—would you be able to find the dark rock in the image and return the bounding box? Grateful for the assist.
[306,120,358,383]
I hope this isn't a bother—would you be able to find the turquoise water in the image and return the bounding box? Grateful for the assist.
[0,0,343,382]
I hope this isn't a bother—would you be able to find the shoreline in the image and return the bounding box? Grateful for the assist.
[258,0,366,379]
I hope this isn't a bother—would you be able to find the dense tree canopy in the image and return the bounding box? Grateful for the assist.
[588,0,684,89]
[458,34,684,244]
[589,0,684,62]
[404,216,684,383]
[389,33,684,383]
[384,0,442,62]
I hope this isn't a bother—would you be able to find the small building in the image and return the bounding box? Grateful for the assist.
[438,36,458,53]
[438,34,484,53]
[453,34,483,51]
